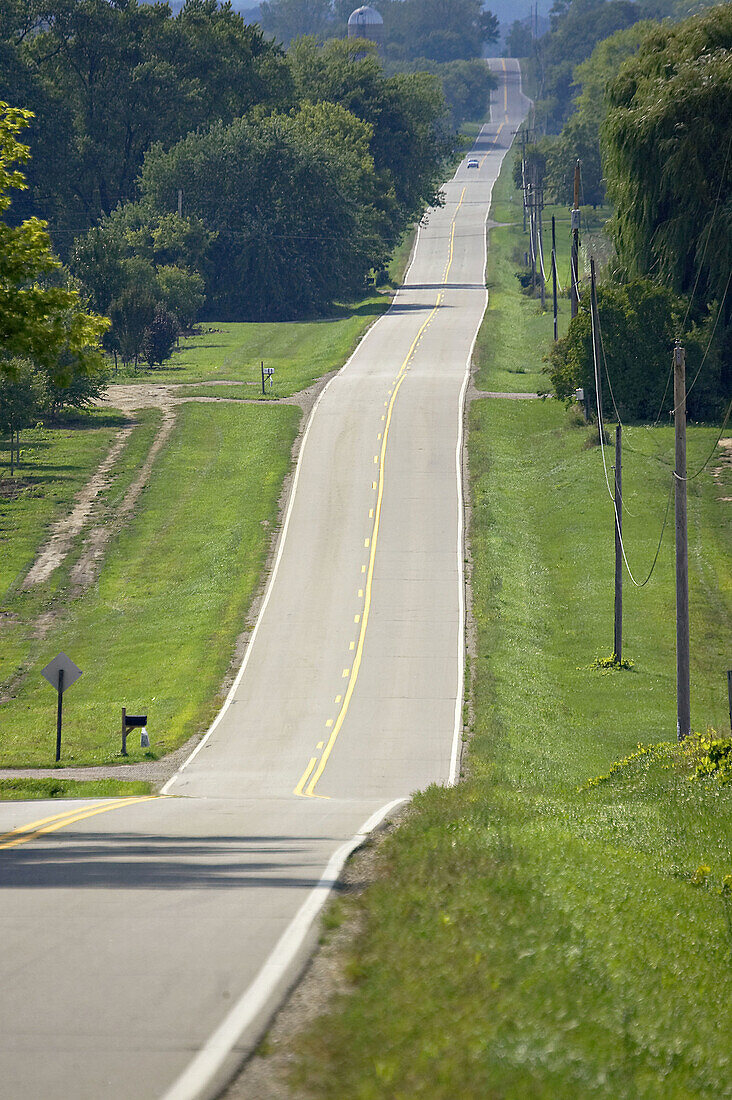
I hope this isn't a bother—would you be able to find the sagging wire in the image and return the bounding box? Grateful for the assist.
[590,277,672,587]
[675,398,732,483]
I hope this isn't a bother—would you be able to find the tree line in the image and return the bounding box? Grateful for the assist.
[534,2,732,421]
[0,0,499,432]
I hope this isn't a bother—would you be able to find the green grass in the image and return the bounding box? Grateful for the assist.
[477,148,611,394]
[0,402,300,766]
[0,410,129,601]
[0,409,162,697]
[107,297,390,393]
[0,777,152,800]
[290,145,732,1098]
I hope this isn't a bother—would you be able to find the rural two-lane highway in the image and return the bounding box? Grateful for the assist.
[0,60,528,1100]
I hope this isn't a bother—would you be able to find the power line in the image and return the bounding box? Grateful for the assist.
[590,268,672,588]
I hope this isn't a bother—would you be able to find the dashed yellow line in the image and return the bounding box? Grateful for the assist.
[294,186,468,798]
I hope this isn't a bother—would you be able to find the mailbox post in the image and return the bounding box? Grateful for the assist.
[121,709,148,756]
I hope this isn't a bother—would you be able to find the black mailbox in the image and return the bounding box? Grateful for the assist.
[121,708,148,755]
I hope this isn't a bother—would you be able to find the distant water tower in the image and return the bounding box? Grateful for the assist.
[347,5,384,52]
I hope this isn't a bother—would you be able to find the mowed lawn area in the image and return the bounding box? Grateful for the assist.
[0,402,299,767]
[287,150,732,1098]
[0,233,417,771]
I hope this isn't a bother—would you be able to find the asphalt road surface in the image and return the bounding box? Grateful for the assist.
[0,60,528,1100]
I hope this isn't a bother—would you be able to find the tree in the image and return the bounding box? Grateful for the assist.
[18,1,290,241]
[289,37,448,225]
[144,306,178,367]
[258,0,335,44]
[110,284,157,369]
[547,279,722,421]
[603,6,732,310]
[506,20,534,58]
[384,0,499,62]
[157,265,205,334]
[139,101,386,318]
[536,0,641,132]
[0,359,46,474]
[544,21,657,205]
[0,101,108,381]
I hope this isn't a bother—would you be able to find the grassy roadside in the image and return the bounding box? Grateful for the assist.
[0,402,299,766]
[288,150,732,1096]
[0,777,152,800]
[106,237,416,394]
[0,410,162,697]
[475,147,610,393]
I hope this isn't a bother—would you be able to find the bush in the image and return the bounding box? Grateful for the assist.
[547,278,722,421]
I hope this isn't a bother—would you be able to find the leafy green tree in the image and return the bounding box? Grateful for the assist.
[603,6,732,310]
[536,0,640,131]
[259,0,335,44]
[547,279,721,420]
[143,306,178,368]
[544,21,657,205]
[110,284,157,370]
[384,0,498,61]
[0,359,46,474]
[139,100,388,318]
[289,37,448,224]
[392,58,496,128]
[0,102,108,381]
[43,353,108,418]
[157,265,206,334]
[506,20,534,58]
[18,0,290,240]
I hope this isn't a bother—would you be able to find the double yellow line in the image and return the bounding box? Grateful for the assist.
[295,188,467,799]
[0,795,160,851]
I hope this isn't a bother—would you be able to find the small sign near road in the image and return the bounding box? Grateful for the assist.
[41,652,83,693]
[41,652,83,762]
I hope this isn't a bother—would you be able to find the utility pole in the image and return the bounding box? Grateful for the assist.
[551,215,558,340]
[521,131,527,233]
[590,257,604,445]
[614,424,622,662]
[528,181,536,293]
[674,339,691,740]
[537,186,545,310]
[177,189,183,218]
[571,159,580,320]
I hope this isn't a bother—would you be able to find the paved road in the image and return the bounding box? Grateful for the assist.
[0,61,528,1100]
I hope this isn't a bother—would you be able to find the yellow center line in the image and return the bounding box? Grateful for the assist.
[295,186,467,798]
[503,58,508,113]
[0,796,162,851]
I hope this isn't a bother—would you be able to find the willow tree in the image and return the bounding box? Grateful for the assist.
[602,5,732,311]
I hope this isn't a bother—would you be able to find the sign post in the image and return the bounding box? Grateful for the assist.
[261,362,274,395]
[41,653,83,762]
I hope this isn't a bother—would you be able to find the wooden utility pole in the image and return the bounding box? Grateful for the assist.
[614,425,622,662]
[528,180,536,292]
[551,215,558,340]
[521,131,527,233]
[537,187,545,310]
[590,257,603,444]
[571,159,580,319]
[674,339,691,740]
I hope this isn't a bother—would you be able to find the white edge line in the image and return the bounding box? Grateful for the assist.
[448,63,524,786]
[160,796,406,1100]
[161,226,424,796]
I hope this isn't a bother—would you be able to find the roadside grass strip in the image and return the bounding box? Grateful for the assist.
[0,403,300,766]
[103,233,415,393]
[107,297,390,394]
[0,778,153,801]
[0,409,154,690]
[288,151,732,1096]
[291,397,732,1100]
[475,147,610,395]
